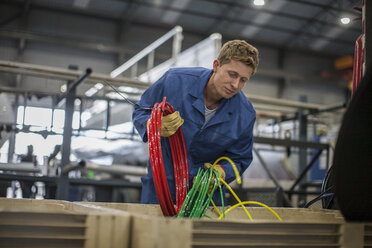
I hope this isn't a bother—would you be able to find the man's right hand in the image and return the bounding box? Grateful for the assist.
[160,111,184,137]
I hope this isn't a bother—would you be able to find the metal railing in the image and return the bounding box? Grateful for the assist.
[110,25,183,78]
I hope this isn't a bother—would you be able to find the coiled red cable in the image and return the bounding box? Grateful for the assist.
[352,34,364,96]
[147,97,189,216]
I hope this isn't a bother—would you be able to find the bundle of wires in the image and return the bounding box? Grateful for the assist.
[177,167,224,218]
[147,97,189,216]
[177,158,282,221]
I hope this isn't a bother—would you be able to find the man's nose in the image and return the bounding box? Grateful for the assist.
[231,78,240,89]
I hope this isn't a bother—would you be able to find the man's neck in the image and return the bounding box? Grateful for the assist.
[204,76,221,110]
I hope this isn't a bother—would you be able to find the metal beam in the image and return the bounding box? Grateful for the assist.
[254,136,329,150]
[289,149,324,192]
[0,162,41,173]
[0,86,141,103]
[246,93,324,110]
[56,66,77,200]
[0,60,150,89]
[0,60,334,112]
[0,173,142,188]
[0,29,126,54]
[297,95,308,204]
[253,147,293,207]
[62,160,147,177]
[55,68,92,106]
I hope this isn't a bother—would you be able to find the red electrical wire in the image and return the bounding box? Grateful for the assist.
[147,97,189,216]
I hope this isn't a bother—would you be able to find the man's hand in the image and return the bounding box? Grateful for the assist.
[160,111,184,137]
[204,163,225,194]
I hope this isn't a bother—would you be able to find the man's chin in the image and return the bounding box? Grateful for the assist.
[224,93,236,99]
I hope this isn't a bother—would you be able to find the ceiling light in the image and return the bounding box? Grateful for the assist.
[73,0,90,8]
[253,0,265,6]
[340,17,350,25]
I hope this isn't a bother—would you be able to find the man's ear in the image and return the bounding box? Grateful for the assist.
[212,59,220,72]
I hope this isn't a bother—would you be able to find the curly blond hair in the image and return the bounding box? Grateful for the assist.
[217,40,259,74]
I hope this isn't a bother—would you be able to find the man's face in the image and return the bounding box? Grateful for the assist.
[212,59,253,99]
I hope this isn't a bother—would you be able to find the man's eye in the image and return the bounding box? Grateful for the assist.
[240,78,248,83]
[229,72,238,78]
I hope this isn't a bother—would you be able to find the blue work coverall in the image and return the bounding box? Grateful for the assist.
[132,67,256,205]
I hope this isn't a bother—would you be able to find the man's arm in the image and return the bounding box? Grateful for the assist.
[132,72,170,142]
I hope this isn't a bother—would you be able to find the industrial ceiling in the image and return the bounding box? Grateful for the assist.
[0,0,362,56]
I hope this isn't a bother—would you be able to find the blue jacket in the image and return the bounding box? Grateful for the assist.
[132,67,256,205]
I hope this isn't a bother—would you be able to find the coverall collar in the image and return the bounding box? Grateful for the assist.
[188,69,234,128]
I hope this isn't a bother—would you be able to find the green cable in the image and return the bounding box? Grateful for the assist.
[178,168,205,218]
[197,169,214,217]
[200,181,217,218]
[217,171,225,219]
[196,169,216,218]
[190,169,210,217]
[177,167,225,219]
[177,168,203,217]
[200,170,220,218]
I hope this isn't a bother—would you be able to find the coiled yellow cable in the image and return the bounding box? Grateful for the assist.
[219,201,282,221]
[210,197,222,217]
[209,156,281,222]
[220,178,252,220]
[209,156,251,220]
[212,156,241,184]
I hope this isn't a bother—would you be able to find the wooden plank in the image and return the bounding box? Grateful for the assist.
[131,215,192,248]
[193,230,341,236]
[0,222,86,227]
[111,215,131,248]
[192,242,340,247]
[192,233,340,245]
[97,215,112,248]
[84,215,98,248]
[340,223,364,248]
[0,234,85,239]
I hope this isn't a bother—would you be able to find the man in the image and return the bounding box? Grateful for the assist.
[132,40,258,205]
[20,145,37,164]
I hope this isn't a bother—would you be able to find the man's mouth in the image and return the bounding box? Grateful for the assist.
[225,87,234,95]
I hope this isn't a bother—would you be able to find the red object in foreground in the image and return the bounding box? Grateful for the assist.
[147,97,189,216]
[352,34,364,95]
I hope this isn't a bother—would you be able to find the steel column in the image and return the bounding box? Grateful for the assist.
[56,67,92,200]
[297,95,308,205]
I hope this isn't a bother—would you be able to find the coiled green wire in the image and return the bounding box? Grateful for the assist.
[177,167,224,219]
[176,157,281,221]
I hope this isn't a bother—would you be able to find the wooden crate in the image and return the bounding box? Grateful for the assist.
[85,202,347,248]
[1,198,370,248]
[86,201,344,222]
[0,198,131,248]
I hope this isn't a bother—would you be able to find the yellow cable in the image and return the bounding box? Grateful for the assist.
[220,178,252,220]
[220,201,282,221]
[213,156,241,184]
[210,198,222,217]
[210,156,281,221]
